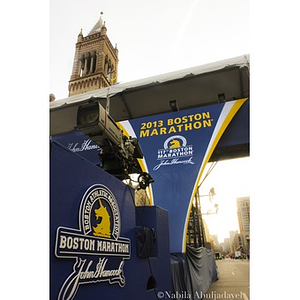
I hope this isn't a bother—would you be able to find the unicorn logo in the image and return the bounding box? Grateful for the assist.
[169,139,181,148]
[93,198,112,238]
[155,135,194,170]
[164,135,187,149]
[55,184,131,299]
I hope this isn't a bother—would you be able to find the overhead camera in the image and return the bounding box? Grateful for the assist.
[76,101,154,189]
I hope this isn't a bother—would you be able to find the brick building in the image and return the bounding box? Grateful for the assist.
[68,13,119,96]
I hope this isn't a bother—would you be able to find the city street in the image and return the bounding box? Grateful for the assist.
[205,258,250,300]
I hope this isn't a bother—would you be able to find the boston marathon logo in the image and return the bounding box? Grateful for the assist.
[55,184,131,300]
[153,135,194,170]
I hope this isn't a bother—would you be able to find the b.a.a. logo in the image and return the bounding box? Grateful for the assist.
[55,184,131,300]
[93,198,112,238]
[164,135,187,149]
[80,184,121,240]
[154,135,195,170]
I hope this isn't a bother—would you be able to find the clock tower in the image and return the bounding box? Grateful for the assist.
[68,13,119,96]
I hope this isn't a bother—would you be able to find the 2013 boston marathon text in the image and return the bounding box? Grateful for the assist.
[139,112,213,138]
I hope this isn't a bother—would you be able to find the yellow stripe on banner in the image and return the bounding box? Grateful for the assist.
[117,122,129,138]
[117,122,154,205]
[182,98,248,252]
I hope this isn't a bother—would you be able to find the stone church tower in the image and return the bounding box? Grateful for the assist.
[68,13,118,96]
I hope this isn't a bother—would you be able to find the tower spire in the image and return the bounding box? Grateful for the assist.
[99,12,103,27]
[88,12,104,35]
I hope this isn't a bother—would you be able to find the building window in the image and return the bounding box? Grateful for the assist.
[104,56,109,76]
[91,52,97,73]
[80,55,85,77]
[86,53,91,75]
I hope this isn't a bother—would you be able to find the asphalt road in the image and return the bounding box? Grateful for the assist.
[205,258,250,300]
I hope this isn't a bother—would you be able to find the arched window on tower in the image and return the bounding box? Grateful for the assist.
[80,55,85,77]
[86,53,91,75]
[82,54,88,76]
[91,51,97,73]
[107,59,112,81]
[104,56,109,76]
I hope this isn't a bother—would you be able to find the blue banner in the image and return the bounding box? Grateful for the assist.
[119,99,247,252]
[50,142,172,299]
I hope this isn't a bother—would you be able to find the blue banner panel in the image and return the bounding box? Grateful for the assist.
[120,99,247,252]
[50,141,172,299]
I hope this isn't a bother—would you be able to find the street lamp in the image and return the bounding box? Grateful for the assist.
[201,188,218,215]
[200,187,215,201]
